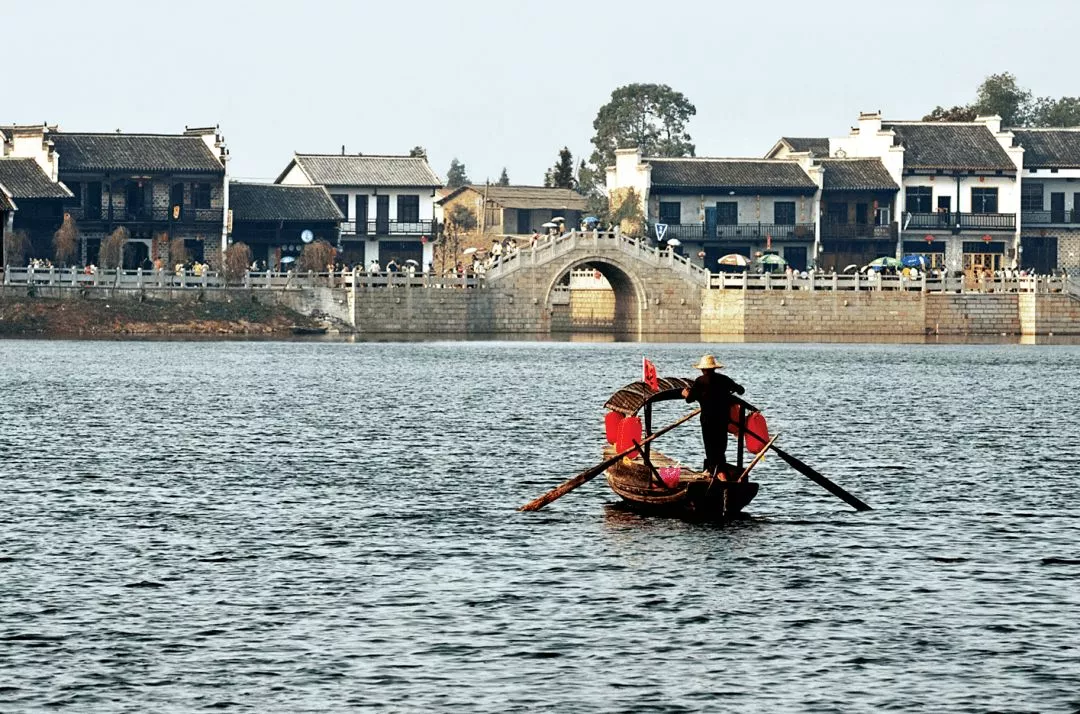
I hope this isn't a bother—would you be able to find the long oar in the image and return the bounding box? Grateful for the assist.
[518,408,701,512]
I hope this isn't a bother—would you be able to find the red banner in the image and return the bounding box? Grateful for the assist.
[643,358,659,391]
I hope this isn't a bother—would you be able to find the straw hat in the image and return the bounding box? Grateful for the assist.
[693,354,724,370]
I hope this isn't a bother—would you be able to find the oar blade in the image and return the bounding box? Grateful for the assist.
[771,445,872,512]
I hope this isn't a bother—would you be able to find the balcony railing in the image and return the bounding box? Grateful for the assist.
[340,219,436,236]
[65,205,224,224]
[662,222,815,241]
[820,222,898,241]
[1021,209,1080,225]
[906,212,1016,231]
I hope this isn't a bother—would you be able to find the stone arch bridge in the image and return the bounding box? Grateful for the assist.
[484,231,709,335]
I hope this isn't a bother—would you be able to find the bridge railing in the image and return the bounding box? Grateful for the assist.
[707,272,1069,293]
[484,229,710,285]
[0,266,482,290]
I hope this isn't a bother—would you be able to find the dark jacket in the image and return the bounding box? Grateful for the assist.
[685,371,745,424]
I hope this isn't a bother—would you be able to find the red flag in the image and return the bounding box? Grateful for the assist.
[643,357,659,391]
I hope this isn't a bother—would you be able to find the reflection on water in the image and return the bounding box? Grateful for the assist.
[1,339,1078,712]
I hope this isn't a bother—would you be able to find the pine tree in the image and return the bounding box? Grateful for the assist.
[497,167,510,186]
[547,147,575,189]
[446,158,470,188]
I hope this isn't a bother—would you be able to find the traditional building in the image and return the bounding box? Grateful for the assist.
[815,158,900,270]
[228,182,343,268]
[275,153,441,268]
[48,127,228,267]
[829,112,1023,274]
[0,125,73,262]
[606,149,819,270]
[436,184,588,236]
[1011,129,1080,274]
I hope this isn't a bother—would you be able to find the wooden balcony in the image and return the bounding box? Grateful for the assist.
[662,222,815,241]
[821,222,898,241]
[340,219,436,237]
[66,205,223,225]
[1021,209,1080,226]
[907,212,1016,231]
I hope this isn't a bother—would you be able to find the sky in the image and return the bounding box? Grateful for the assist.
[5,0,1080,185]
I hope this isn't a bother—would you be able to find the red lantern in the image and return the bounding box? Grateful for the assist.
[616,416,643,459]
[983,234,992,243]
[421,236,428,244]
[604,411,624,444]
[925,234,934,244]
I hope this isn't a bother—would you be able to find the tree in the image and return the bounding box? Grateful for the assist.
[298,239,336,272]
[922,105,978,122]
[168,236,189,268]
[608,187,645,237]
[1029,96,1080,127]
[223,242,253,283]
[409,146,428,159]
[446,158,470,188]
[436,204,477,274]
[3,229,31,267]
[545,147,576,189]
[99,227,128,269]
[588,83,697,172]
[972,72,1033,126]
[52,213,79,267]
[577,160,601,197]
[497,167,510,186]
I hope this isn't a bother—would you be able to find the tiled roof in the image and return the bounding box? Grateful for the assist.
[0,158,72,199]
[647,158,817,192]
[1011,129,1080,168]
[883,122,1015,171]
[819,158,898,192]
[0,186,14,212]
[438,184,588,210]
[282,154,442,188]
[229,182,344,222]
[783,137,830,155]
[51,133,224,174]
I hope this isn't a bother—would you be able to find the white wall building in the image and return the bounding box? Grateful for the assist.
[276,153,442,268]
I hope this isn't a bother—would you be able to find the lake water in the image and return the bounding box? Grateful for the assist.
[1,338,1079,712]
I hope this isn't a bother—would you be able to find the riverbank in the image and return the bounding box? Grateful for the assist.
[0,296,321,336]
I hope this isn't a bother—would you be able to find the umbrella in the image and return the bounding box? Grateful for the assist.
[405,259,420,266]
[583,216,600,224]
[901,254,929,269]
[866,256,903,271]
[718,254,751,267]
[666,238,682,246]
[463,247,478,255]
[842,264,858,274]
[551,216,565,222]
[280,256,296,264]
[541,222,558,229]
[757,253,787,265]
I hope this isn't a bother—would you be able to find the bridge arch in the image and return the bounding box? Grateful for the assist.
[545,255,647,335]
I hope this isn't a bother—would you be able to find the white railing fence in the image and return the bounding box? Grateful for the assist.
[708,271,1070,293]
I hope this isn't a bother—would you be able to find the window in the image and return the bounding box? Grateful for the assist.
[773,201,796,225]
[826,203,847,224]
[1021,182,1044,212]
[971,187,998,214]
[905,186,933,213]
[67,182,82,207]
[658,201,681,225]
[876,206,892,226]
[397,194,420,223]
[86,182,102,219]
[192,182,212,209]
[331,194,349,219]
[716,202,738,225]
[855,203,868,224]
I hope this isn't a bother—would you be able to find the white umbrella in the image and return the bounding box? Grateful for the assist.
[718,254,751,267]
[463,247,478,255]
[280,256,296,264]
[541,222,558,229]
[842,264,858,273]
[666,238,682,246]
[550,216,565,222]
[405,259,419,265]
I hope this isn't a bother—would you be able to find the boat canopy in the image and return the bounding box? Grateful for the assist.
[604,377,695,417]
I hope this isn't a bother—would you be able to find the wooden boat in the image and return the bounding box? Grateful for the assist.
[602,377,760,520]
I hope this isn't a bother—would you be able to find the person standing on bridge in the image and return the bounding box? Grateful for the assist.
[681,355,745,478]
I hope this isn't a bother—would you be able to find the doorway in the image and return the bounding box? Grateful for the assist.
[1021,236,1058,274]
[1051,193,1066,223]
[375,195,390,234]
[784,245,808,271]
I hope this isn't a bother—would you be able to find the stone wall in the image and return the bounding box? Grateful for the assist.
[925,294,1020,335]
[702,290,926,336]
[1019,293,1080,335]
[568,289,615,330]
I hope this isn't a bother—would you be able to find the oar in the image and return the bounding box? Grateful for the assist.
[518,408,701,512]
[768,445,873,512]
[737,432,780,482]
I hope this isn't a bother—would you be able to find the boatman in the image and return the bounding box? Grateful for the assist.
[681,355,745,477]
